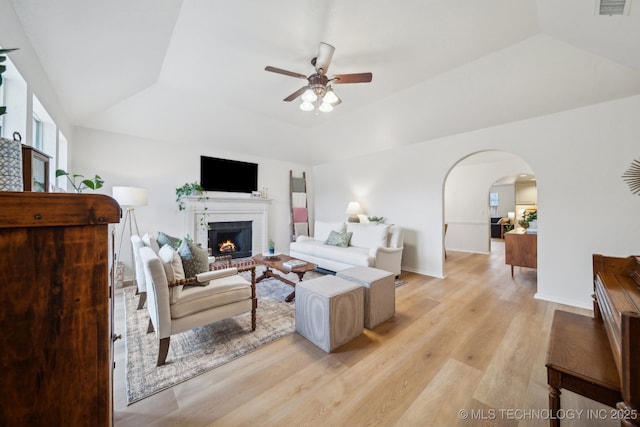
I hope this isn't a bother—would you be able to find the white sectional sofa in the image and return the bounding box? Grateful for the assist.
[289,221,404,276]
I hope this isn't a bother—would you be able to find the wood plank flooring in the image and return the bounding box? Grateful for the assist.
[113,241,617,426]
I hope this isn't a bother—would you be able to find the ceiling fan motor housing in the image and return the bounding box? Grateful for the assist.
[309,74,329,98]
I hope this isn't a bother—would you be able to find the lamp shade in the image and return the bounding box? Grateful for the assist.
[112,186,148,207]
[345,201,362,215]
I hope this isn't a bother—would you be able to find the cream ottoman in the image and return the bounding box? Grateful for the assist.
[295,275,364,353]
[337,266,395,329]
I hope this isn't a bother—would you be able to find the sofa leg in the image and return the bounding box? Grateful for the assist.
[157,337,170,366]
[137,291,147,309]
[147,318,154,333]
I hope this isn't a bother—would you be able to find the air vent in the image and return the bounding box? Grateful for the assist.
[597,0,631,15]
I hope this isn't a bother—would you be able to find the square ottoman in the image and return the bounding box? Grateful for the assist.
[337,266,395,329]
[295,275,364,353]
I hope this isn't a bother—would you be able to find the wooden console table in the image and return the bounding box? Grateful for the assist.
[504,229,537,277]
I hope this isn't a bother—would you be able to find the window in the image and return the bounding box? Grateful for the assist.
[32,114,43,150]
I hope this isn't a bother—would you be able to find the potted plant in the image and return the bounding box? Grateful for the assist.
[268,239,275,254]
[55,169,104,193]
[367,216,384,223]
[519,210,537,229]
[175,182,207,211]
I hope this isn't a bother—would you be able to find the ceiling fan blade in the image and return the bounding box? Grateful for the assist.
[315,42,335,74]
[283,86,308,102]
[265,66,308,80]
[332,72,373,84]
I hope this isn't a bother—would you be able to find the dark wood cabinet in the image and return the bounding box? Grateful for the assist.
[504,229,537,277]
[0,193,120,426]
[21,144,51,192]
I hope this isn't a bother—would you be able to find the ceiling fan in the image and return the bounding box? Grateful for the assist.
[265,42,373,113]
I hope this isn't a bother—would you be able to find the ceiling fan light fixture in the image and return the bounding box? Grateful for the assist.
[319,102,333,113]
[301,88,317,103]
[323,87,340,105]
[300,100,314,112]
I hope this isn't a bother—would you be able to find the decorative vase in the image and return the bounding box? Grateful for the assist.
[0,136,23,191]
[269,246,275,254]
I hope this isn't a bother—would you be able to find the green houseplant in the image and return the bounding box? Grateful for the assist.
[176,182,210,231]
[519,210,537,229]
[175,181,207,211]
[56,169,104,193]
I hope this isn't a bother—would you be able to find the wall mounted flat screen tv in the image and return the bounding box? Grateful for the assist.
[200,156,258,194]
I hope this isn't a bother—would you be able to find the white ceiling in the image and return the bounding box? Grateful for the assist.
[7,0,640,164]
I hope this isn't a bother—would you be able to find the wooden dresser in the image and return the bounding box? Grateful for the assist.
[0,192,120,426]
[504,229,537,277]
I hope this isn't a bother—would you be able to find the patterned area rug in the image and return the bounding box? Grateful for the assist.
[124,270,322,404]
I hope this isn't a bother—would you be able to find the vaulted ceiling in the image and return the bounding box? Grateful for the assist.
[7,0,640,164]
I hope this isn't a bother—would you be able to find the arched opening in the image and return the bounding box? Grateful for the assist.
[443,150,537,283]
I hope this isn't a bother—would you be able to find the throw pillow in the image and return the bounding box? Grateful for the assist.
[157,231,181,249]
[158,244,186,304]
[142,233,160,253]
[325,230,352,248]
[177,240,211,286]
[347,223,390,249]
[158,244,185,283]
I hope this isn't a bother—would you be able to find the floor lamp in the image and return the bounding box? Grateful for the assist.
[112,186,149,286]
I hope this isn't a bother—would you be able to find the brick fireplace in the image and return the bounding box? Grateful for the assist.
[182,195,270,257]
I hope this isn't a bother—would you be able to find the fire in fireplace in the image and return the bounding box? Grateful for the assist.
[208,221,252,259]
[218,240,236,253]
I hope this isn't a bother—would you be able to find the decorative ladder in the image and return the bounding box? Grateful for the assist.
[290,171,309,241]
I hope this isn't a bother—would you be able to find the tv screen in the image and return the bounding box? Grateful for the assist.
[200,156,258,194]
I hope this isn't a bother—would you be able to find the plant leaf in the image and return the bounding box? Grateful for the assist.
[55,169,69,177]
[0,48,19,54]
[0,106,5,116]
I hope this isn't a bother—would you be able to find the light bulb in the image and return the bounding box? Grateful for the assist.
[319,102,333,113]
[323,88,339,105]
[300,101,314,111]
[301,88,317,103]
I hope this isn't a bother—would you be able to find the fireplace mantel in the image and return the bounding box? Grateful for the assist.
[183,196,270,255]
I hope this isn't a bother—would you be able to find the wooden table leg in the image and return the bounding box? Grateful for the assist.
[549,385,561,427]
[547,368,562,427]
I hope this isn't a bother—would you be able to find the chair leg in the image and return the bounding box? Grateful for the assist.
[251,298,257,331]
[147,318,154,333]
[157,337,170,366]
[137,291,147,309]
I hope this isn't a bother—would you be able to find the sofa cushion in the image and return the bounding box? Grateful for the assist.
[325,230,352,248]
[314,221,345,242]
[170,275,252,319]
[347,223,390,249]
[290,239,374,267]
[177,240,211,285]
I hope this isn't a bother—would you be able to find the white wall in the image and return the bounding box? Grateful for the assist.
[314,95,640,309]
[492,184,515,218]
[72,126,313,280]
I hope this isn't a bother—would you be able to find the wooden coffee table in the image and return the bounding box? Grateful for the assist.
[252,254,317,302]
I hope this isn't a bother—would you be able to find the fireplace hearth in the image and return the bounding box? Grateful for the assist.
[208,221,252,259]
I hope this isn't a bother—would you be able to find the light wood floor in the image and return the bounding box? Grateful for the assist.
[113,241,617,426]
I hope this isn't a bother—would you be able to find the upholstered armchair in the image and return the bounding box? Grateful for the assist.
[138,246,257,366]
[130,235,148,309]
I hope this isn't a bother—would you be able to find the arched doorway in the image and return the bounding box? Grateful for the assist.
[443,150,537,277]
